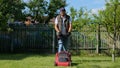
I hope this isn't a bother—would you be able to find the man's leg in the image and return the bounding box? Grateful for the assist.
[67,36,70,51]
[63,36,71,51]
[58,39,62,52]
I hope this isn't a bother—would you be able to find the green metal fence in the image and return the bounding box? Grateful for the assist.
[0,26,113,54]
[12,27,54,53]
[0,25,55,53]
[0,32,11,53]
[70,31,110,54]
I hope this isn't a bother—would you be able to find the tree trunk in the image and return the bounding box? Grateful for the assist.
[112,5,117,62]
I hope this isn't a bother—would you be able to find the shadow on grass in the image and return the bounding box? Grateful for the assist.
[76,65,101,68]
[0,53,53,60]
[71,59,111,67]
[0,53,29,60]
[79,59,111,62]
[71,62,80,66]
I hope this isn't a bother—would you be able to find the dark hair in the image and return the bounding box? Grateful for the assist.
[60,7,66,12]
[26,17,31,21]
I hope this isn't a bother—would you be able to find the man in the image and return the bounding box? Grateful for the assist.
[25,16,33,26]
[54,7,72,52]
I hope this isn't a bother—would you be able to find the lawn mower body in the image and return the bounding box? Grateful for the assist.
[54,51,71,66]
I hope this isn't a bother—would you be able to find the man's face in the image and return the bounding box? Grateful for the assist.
[60,11,66,16]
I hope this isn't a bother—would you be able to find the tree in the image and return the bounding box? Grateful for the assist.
[26,0,67,23]
[0,0,25,30]
[45,0,67,24]
[70,7,92,31]
[98,0,120,62]
[92,10,103,54]
[70,6,77,22]
[26,0,48,22]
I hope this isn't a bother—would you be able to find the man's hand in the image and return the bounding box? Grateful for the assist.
[58,32,62,36]
[66,32,71,36]
[57,32,62,39]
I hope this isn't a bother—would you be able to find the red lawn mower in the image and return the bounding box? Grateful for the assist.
[54,38,72,66]
[54,51,71,66]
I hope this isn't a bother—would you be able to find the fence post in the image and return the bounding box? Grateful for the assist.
[76,32,79,55]
[96,24,101,54]
[84,35,86,48]
[10,32,14,53]
[52,29,55,53]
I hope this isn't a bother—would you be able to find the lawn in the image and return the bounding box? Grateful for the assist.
[0,53,120,68]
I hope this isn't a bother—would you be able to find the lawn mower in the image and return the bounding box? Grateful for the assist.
[54,39,72,66]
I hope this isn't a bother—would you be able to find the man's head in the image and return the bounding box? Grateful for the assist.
[26,16,31,21]
[25,16,32,26]
[60,7,66,16]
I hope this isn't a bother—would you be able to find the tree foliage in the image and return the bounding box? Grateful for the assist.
[26,0,48,22]
[0,0,25,30]
[26,0,67,23]
[98,0,120,38]
[0,0,67,29]
[70,7,92,31]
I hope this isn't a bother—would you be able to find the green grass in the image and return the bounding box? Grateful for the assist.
[0,54,120,68]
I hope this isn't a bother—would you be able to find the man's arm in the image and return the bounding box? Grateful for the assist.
[55,24,60,32]
[68,23,72,32]
[68,17,72,32]
[54,17,60,32]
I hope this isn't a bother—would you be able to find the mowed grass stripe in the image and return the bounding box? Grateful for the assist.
[0,54,120,68]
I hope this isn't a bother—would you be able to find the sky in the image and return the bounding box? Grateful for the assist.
[23,0,106,14]
[66,0,106,14]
